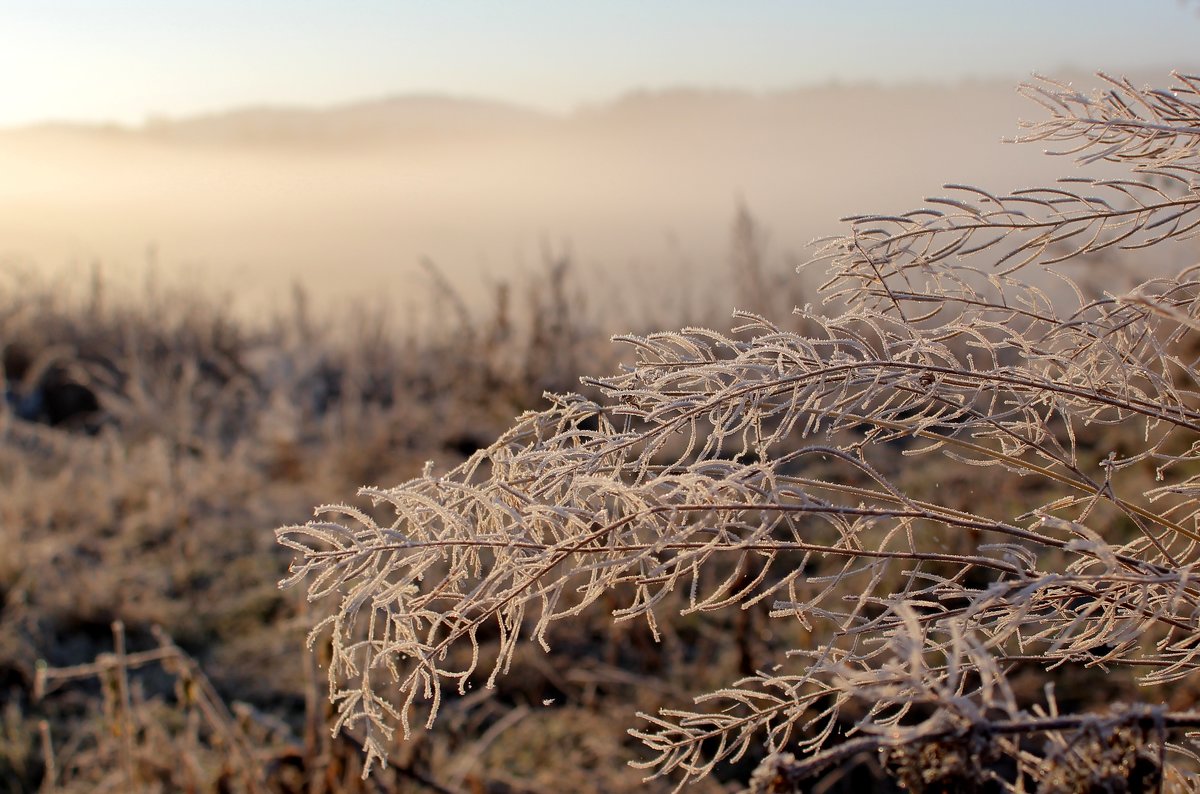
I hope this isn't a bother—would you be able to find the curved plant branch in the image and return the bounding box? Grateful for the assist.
[278,71,1200,789]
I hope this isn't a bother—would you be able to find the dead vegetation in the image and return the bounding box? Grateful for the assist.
[3,255,746,792]
[277,72,1200,792]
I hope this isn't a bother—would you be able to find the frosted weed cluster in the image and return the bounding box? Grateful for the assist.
[280,72,1200,791]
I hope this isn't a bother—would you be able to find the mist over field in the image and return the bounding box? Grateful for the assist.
[7,1,1200,784]
[0,74,1153,318]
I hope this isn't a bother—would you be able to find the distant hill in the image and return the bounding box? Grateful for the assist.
[7,67,1195,148]
[12,95,551,149]
[148,95,552,147]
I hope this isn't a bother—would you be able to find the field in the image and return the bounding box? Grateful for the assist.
[0,247,813,792]
[8,72,1200,794]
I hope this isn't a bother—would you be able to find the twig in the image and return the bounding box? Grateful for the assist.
[111,621,136,789]
[37,720,56,794]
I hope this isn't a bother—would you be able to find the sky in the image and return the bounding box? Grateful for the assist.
[0,0,1197,127]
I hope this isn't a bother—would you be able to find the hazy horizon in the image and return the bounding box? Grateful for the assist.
[4,2,1198,320]
[8,72,1194,323]
[6,65,1196,132]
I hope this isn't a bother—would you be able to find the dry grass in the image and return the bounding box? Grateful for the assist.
[277,72,1200,792]
[3,256,751,792]
[12,70,1200,794]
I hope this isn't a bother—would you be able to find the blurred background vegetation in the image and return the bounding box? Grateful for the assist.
[0,221,819,791]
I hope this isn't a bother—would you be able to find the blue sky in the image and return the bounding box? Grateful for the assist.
[1,0,1196,126]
